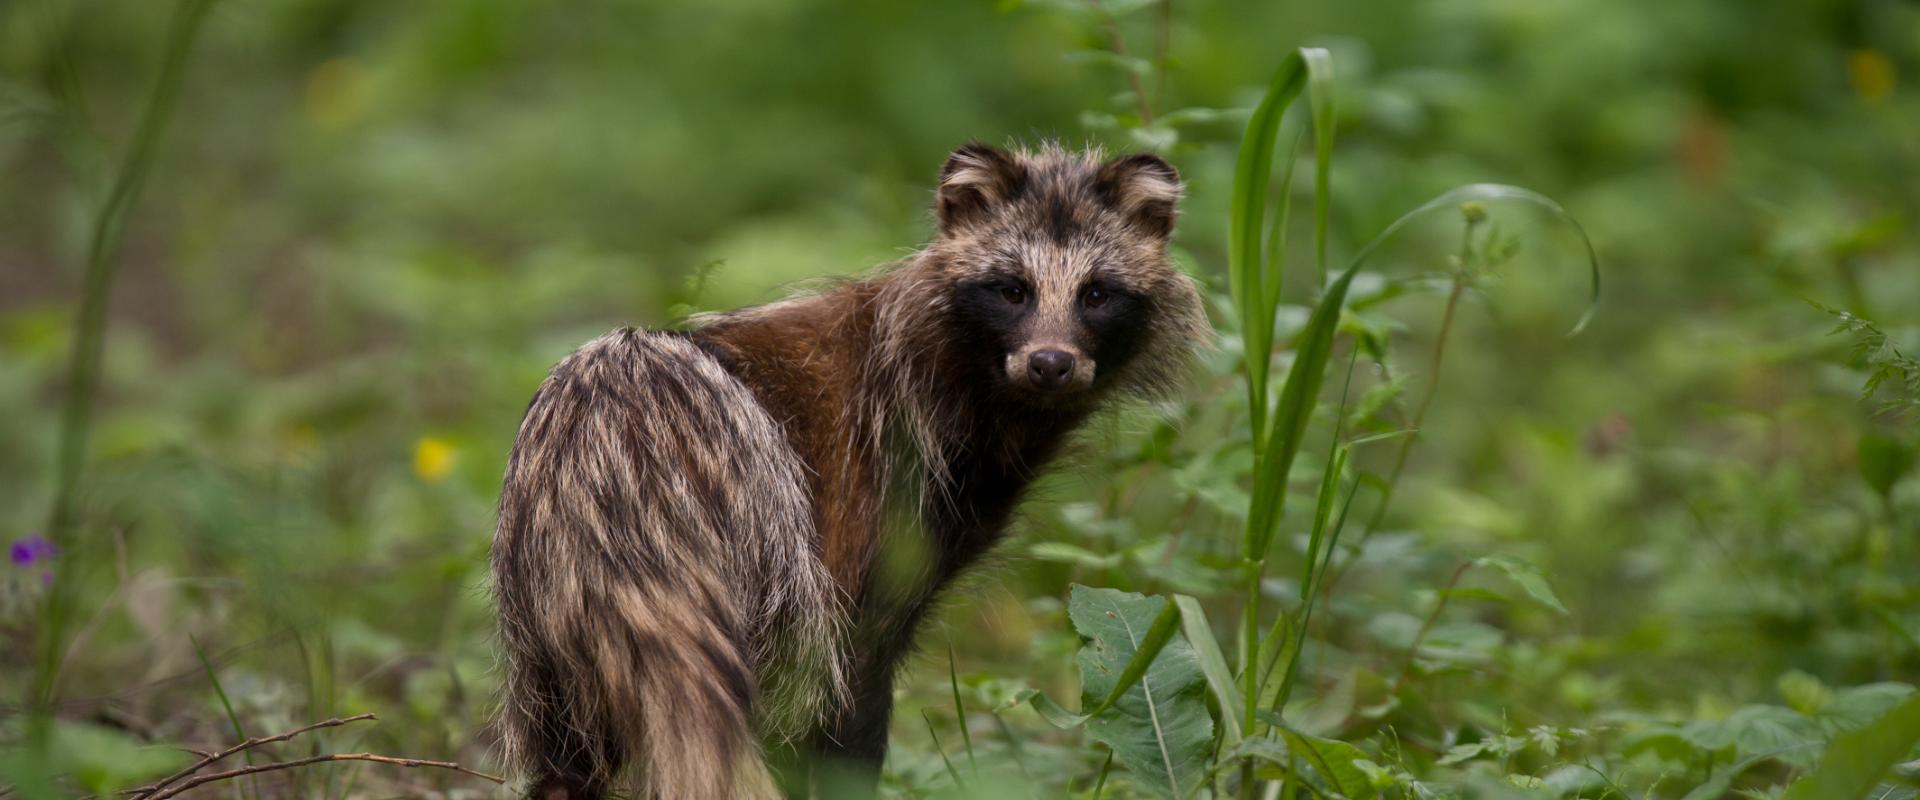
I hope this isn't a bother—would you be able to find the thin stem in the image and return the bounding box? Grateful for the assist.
[1368,277,1465,524]
[1319,268,1469,601]
[1387,561,1473,699]
[38,0,218,712]
[1238,565,1261,800]
[1154,0,1172,112]
[1089,0,1155,125]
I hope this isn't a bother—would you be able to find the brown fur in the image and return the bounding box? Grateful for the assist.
[492,143,1210,798]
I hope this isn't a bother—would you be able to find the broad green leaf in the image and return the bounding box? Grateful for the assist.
[1819,683,1916,732]
[1070,586,1214,799]
[1474,554,1569,615]
[1084,590,1185,718]
[1682,705,1820,762]
[48,721,186,793]
[1783,693,1920,800]
[1275,726,1378,800]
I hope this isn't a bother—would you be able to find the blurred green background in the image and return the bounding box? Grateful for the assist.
[2,0,1918,797]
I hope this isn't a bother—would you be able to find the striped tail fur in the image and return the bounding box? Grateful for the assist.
[492,329,845,799]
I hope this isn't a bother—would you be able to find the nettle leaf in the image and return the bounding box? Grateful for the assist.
[1818,683,1916,733]
[1784,692,1920,800]
[1474,555,1569,614]
[1069,586,1214,799]
[1682,705,1821,763]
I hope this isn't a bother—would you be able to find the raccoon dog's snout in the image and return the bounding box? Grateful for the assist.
[1007,345,1092,392]
[1027,349,1075,388]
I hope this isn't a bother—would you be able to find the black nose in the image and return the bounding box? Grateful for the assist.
[1027,349,1076,389]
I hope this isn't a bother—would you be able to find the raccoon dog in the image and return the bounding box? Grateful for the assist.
[492,142,1210,799]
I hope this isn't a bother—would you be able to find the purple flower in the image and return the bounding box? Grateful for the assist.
[10,534,54,567]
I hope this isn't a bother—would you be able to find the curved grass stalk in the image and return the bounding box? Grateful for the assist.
[31,0,219,770]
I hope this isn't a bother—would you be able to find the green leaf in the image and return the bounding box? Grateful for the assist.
[1780,670,1834,716]
[1228,47,1335,445]
[1172,595,1244,745]
[1473,554,1569,615]
[1031,541,1125,569]
[1859,431,1915,499]
[1783,692,1920,800]
[1680,752,1778,800]
[1070,586,1214,799]
[48,721,185,793]
[1682,705,1820,762]
[1213,735,1292,782]
[1275,726,1379,800]
[1019,688,1094,729]
[1246,262,1360,557]
[1819,683,1916,732]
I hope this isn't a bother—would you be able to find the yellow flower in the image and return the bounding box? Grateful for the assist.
[1849,48,1896,107]
[414,436,458,483]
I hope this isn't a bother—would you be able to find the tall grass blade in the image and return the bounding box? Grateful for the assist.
[1229,47,1334,445]
[1172,595,1244,746]
[1087,597,1184,718]
[1245,263,1360,558]
[948,643,977,771]
[924,710,970,793]
[191,634,256,800]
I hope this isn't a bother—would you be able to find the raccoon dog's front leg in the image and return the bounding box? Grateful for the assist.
[493,330,845,800]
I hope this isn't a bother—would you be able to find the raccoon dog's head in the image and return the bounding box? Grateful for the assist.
[923,142,1207,406]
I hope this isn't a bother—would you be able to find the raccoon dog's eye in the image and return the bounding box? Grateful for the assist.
[1083,286,1108,308]
[1001,285,1027,305]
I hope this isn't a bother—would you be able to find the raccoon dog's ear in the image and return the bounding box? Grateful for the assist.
[1095,152,1182,239]
[936,142,1025,233]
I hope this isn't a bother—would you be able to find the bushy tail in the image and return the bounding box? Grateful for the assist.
[492,330,845,799]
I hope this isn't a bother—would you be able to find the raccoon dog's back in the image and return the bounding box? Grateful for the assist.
[492,329,844,799]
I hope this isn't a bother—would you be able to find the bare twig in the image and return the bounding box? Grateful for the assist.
[142,754,504,800]
[131,714,378,798]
